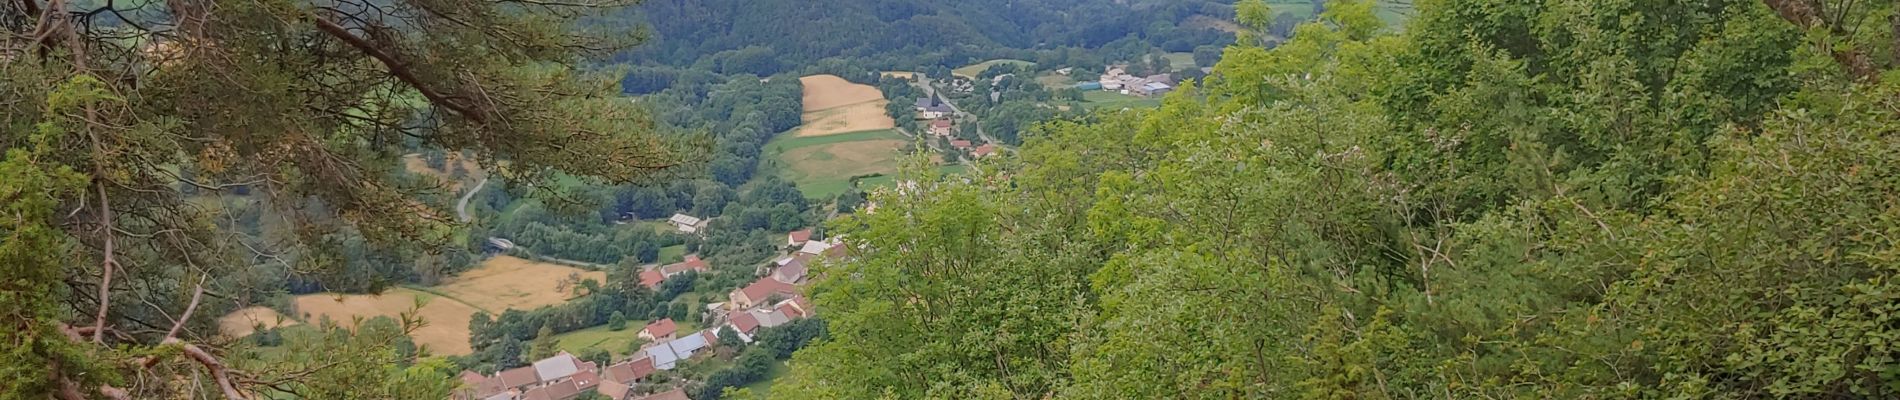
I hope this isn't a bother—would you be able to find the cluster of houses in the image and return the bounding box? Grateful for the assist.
[457,229,847,400]
[1096,67,1175,97]
[454,351,688,400]
[913,96,998,159]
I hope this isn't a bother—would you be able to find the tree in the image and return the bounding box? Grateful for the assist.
[717,326,747,349]
[608,311,629,331]
[2,0,675,396]
[578,347,612,369]
[530,324,560,361]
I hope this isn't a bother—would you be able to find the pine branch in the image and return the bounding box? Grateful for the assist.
[311,15,489,124]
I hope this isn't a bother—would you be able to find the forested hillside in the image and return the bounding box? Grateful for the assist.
[774,0,1900,398]
[615,0,1237,72]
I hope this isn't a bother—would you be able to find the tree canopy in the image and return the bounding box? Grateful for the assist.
[773,0,1900,398]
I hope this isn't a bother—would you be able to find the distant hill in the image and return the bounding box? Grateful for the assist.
[614,0,1238,70]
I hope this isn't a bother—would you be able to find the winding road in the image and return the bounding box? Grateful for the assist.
[456,176,488,222]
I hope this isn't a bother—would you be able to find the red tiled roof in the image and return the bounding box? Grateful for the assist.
[603,357,656,384]
[569,370,600,390]
[931,119,953,128]
[660,256,709,275]
[639,269,666,288]
[524,380,581,400]
[729,311,761,335]
[788,229,813,243]
[643,319,678,338]
[776,301,806,319]
[736,278,797,305]
[973,144,996,157]
[950,139,972,149]
[497,366,540,389]
[597,380,631,400]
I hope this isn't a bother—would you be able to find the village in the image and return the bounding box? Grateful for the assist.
[455,224,845,400]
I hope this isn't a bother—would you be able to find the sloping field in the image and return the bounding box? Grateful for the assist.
[218,306,299,338]
[767,129,911,198]
[952,59,1033,79]
[796,75,894,137]
[293,288,480,355]
[434,255,606,312]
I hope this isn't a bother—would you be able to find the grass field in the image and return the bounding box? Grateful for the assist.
[857,164,970,190]
[218,306,298,338]
[765,129,910,199]
[658,245,687,264]
[553,324,651,358]
[1035,73,1076,88]
[1080,90,1163,109]
[739,360,791,398]
[796,75,895,137]
[953,59,1034,79]
[292,288,481,355]
[1165,52,1198,70]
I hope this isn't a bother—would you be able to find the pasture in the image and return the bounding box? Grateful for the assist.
[1080,90,1162,110]
[952,59,1034,79]
[765,129,912,198]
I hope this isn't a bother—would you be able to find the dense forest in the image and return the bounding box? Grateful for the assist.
[614,0,1238,73]
[772,0,1900,398]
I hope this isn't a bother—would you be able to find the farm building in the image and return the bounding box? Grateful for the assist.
[928,119,954,137]
[667,213,704,234]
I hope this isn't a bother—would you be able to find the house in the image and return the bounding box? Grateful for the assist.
[729,278,798,310]
[787,229,813,247]
[772,257,808,284]
[1099,67,1131,90]
[914,96,952,120]
[596,380,630,400]
[496,366,541,391]
[667,213,705,234]
[638,269,666,289]
[798,239,833,256]
[634,388,692,400]
[601,357,656,384]
[643,330,715,370]
[1133,81,1173,97]
[456,370,508,400]
[972,144,997,158]
[522,379,582,400]
[531,352,585,383]
[777,296,815,318]
[639,319,678,341]
[928,118,954,137]
[950,139,972,150]
[1056,67,1074,76]
[659,255,709,276]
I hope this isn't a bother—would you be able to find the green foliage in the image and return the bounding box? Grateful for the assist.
[608,311,629,331]
[771,0,1900,398]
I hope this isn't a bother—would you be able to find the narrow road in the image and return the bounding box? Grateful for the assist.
[456,176,488,222]
[918,75,1010,151]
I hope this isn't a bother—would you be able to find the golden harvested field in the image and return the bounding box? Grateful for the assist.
[434,255,606,312]
[796,75,894,137]
[217,306,298,338]
[292,288,480,355]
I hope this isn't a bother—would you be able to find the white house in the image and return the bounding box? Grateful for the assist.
[667,213,704,234]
